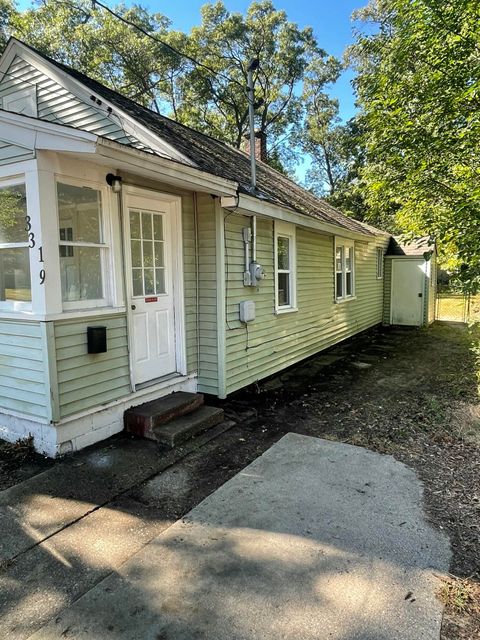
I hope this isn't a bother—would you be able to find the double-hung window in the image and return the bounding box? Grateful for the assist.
[335,238,355,301]
[275,222,296,312]
[0,181,31,310]
[56,181,109,308]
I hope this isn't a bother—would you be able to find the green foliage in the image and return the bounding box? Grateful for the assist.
[12,1,178,112]
[349,0,480,288]
[172,1,332,168]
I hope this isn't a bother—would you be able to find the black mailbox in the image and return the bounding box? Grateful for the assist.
[87,326,107,354]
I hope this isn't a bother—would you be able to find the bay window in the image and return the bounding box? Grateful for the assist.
[335,238,355,301]
[56,181,108,307]
[0,181,31,309]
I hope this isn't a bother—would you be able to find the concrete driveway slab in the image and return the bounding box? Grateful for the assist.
[31,434,451,640]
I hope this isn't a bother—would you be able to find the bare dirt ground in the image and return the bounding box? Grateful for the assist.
[0,322,478,639]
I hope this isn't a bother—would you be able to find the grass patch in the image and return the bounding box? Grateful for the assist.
[438,576,479,614]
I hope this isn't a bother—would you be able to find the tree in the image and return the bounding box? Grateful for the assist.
[12,1,179,112]
[171,1,334,168]
[0,0,14,50]
[348,0,480,287]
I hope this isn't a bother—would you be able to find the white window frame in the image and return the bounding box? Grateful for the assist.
[274,221,297,313]
[55,176,113,311]
[335,237,355,302]
[376,247,384,279]
[0,176,32,312]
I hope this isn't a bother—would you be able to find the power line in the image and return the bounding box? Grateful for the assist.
[56,0,247,90]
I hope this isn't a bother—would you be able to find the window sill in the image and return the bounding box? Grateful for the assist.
[335,296,356,304]
[275,306,298,315]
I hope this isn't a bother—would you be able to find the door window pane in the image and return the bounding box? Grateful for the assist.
[132,269,143,296]
[144,268,155,295]
[155,268,165,293]
[154,242,164,268]
[143,241,154,268]
[60,246,102,301]
[153,215,163,241]
[130,210,141,239]
[142,212,152,239]
[131,240,142,268]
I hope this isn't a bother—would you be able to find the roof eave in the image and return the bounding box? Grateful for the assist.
[221,193,375,241]
[96,137,239,197]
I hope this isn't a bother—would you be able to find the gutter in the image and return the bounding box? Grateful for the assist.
[221,193,375,242]
[96,138,239,197]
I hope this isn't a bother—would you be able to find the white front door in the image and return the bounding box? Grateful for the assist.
[125,192,178,385]
[391,259,425,326]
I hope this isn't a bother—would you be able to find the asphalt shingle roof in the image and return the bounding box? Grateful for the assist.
[386,236,434,256]
[17,38,382,237]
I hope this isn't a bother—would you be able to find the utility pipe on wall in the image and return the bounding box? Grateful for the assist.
[246,58,259,190]
[251,214,257,263]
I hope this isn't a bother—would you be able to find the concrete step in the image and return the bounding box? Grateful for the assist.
[124,392,204,438]
[152,405,225,448]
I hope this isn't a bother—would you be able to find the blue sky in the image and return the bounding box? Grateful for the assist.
[148,0,364,122]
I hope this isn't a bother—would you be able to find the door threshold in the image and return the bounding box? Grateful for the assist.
[135,372,182,392]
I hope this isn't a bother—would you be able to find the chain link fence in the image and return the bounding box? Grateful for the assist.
[436,287,480,323]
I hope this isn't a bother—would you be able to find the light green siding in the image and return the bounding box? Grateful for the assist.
[224,214,389,395]
[383,259,392,324]
[54,315,131,418]
[182,193,199,375]
[196,193,219,395]
[0,319,50,419]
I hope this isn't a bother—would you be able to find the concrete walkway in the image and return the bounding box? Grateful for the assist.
[30,434,451,640]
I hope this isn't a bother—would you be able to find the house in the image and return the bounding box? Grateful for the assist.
[0,38,435,456]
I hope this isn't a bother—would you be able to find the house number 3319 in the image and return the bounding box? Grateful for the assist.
[25,215,46,285]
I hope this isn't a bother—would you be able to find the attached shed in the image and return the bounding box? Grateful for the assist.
[383,237,436,327]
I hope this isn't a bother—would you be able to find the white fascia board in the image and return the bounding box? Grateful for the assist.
[96,138,239,197]
[0,110,97,153]
[3,39,194,167]
[221,193,374,241]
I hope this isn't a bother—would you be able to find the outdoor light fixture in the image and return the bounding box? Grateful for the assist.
[106,173,122,193]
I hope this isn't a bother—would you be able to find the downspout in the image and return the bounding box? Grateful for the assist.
[193,192,200,378]
[246,58,260,275]
[115,177,135,392]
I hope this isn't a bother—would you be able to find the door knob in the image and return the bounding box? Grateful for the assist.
[131,304,136,310]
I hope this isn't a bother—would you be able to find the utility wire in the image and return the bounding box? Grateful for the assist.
[60,0,247,91]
